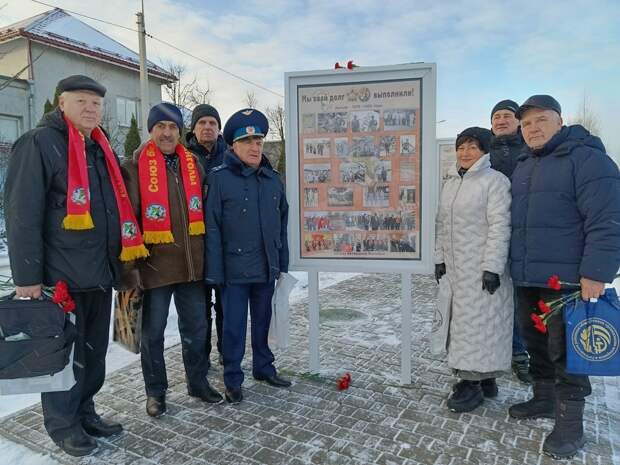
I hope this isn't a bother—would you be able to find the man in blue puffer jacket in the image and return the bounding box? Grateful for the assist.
[205,108,291,404]
[508,95,620,459]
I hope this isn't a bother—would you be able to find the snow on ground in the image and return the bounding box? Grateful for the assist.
[4,273,616,464]
[0,272,358,465]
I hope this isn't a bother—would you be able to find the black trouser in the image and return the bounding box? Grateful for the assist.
[516,286,591,400]
[205,284,223,359]
[140,282,209,396]
[42,289,112,442]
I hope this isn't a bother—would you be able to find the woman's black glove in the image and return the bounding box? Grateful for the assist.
[435,263,446,284]
[482,271,500,295]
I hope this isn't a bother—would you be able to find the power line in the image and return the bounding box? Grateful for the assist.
[0,49,46,91]
[29,0,283,98]
[31,0,137,32]
[147,35,283,98]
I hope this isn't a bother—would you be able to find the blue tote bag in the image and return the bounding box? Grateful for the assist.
[564,288,620,376]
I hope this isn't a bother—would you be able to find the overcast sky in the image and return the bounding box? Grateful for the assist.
[2,0,619,155]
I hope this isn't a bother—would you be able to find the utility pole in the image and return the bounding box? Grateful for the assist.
[137,1,149,140]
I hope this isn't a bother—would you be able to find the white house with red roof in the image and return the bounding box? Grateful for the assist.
[0,7,176,153]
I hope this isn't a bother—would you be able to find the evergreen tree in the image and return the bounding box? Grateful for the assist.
[43,99,54,114]
[43,86,62,114]
[124,115,141,159]
[51,86,61,107]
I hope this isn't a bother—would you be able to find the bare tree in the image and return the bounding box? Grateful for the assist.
[162,61,212,108]
[266,103,286,178]
[244,90,258,109]
[568,91,601,136]
[100,103,124,155]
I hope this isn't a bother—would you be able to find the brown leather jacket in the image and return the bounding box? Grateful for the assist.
[121,145,206,290]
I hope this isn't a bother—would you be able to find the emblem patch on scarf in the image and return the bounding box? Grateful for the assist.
[138,140,205,244]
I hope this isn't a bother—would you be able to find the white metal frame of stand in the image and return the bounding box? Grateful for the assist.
[284,63,438,384]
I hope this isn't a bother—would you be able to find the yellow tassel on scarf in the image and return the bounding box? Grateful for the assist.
[119,244,150,262]
[143,230,175,244]
[62,213,95,230]
[189,221,205,236]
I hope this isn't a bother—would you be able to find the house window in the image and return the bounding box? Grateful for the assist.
[116,97,138,127]
[0,115,21,144]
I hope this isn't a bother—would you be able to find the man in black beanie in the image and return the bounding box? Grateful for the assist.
[489,99,531,386]
[186,104,227,174]
[185,104,227,367]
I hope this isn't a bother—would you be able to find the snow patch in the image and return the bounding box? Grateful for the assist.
[0,272,356,419]
[0,438,58,465]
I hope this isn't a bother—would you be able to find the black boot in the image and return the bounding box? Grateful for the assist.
[146,395,166,418]
[188,382,223,404]
[82,415,123,437]
[253,373,292,388]
[509,381,555,419]
[225,387,243,404]
[54,428,97,457]
[512,352,533,384]
[543,399,585,459]
[447,380,483,412]
[480,378,498,398]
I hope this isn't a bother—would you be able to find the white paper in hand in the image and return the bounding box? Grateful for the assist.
[269,272,299,350]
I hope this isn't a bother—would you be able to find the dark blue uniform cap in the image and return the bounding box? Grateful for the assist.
[223,108,269,146]
[516,95,562,120]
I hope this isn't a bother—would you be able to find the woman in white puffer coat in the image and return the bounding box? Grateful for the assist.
[434,127,513,413]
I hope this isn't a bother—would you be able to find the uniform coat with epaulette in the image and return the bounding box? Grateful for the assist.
[205,150,289,285]
[205,144,289,392]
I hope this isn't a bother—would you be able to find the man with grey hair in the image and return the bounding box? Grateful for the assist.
[508,95,620,459]
[5,75,131,456]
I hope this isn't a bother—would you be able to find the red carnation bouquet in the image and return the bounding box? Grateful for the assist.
[0,276,76,313]
[43,280,76,313]
[530,274,618,333]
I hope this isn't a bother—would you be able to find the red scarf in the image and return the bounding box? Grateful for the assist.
[137,140,205,244]
[63,115,149,262]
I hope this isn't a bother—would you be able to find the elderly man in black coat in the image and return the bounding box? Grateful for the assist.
[205,108,290,404]
[4,75,126,456]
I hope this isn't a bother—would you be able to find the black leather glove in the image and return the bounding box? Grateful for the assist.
[482,271,500,295]
[435,263,446,284]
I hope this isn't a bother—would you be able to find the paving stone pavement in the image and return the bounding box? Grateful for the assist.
[1,273,619,465]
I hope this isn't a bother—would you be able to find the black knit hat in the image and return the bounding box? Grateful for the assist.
[490,99,519,120]
[456,127,492,154]
[190,104,221,132]
[147,102,184,133]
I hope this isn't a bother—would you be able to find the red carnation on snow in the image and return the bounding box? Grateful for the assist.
[337,372,352,391]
